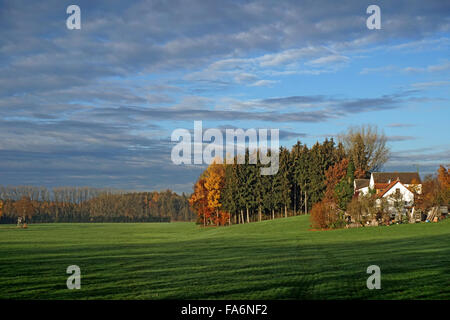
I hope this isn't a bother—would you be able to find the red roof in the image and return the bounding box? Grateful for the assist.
[374,183,389,190]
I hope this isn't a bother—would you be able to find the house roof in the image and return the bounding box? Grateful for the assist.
[374,183,389,190]
[372,172,421,184]
[354,179,369,190]
[377,179,412,198]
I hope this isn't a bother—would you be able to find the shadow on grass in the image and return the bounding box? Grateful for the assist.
[0,228,449,299]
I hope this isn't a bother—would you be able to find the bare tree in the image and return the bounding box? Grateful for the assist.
[339,124,390,176]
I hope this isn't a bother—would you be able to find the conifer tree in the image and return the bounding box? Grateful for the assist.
[278,147,292,218]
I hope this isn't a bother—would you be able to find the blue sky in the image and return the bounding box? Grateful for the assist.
[0,0,449,193]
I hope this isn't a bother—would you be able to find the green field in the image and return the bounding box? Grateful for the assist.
[0,216,449,299]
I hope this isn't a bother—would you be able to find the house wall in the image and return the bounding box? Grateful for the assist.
[357,186,369,196]
[382,181,414,206]
[369,174,375,189]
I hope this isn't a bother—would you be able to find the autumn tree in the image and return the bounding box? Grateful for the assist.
[339,124,389,177]
[189,178,211,226]
[324,158,349,202]
[204,160,226,226]
[13,197,35,223]
[310,200,338,229]
[437,165,450,206]
[416,165,450,212]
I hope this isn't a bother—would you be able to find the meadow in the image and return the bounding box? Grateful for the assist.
[0,216,449,299]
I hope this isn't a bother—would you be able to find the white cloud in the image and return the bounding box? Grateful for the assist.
[249,80,278,87]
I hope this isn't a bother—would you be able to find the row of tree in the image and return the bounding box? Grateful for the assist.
[0,187,195,223]
[189,128,377,226]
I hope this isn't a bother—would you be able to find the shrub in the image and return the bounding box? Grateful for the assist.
[310,200,341,229]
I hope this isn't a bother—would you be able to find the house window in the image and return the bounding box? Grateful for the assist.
[395,188,400,195]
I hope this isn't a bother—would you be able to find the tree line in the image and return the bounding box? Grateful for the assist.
[0,186,195,223]
[189,138,350,226]
[189,127,375,226]
[189,124,449,228]
[189,124,401,227]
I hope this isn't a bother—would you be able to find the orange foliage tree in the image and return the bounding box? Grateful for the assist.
[13,197,35,222]
[324,158,349,202]
[437,165,450,206]
[416,165,450,211]
[189,159,230,227]
[310,200,338,229]
[189,178,211,226]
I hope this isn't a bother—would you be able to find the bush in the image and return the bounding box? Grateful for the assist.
[310,200,342,229]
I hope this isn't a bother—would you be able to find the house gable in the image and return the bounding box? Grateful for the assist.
[379,180,414,204]
[369,171,422,195]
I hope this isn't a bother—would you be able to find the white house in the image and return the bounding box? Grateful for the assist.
[354,172,422,220]
[378,180,414,205]
[369,172,422,195]
[354,172,422,196]
[376,179,415,218]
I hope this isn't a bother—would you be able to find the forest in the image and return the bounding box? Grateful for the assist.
[189,138,350,226]
[0,186,194,223]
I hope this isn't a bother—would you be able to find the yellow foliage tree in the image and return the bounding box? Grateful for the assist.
[204,159,225,226]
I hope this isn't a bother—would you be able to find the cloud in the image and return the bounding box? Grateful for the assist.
[360,65,396,75]
[0,0,449,191]
[249,80,278,87]
[306,54,349,66]
[403,60,450,73]
[411,81,450,88]
[387,123,416,128]
[387,135,417,142]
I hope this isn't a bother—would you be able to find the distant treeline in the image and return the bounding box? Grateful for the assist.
[0,186,195,223]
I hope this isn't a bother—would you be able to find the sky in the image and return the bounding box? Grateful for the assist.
[0,0,449,194]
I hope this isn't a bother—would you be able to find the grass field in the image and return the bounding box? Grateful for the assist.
[0,216,449,299]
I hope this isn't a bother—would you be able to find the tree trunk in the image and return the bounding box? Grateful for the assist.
[272,209,274,220]
[294,185,297,216]
[246,207,249,224]
[258,205,262,222]
[300,191,303,215]
[203,206,206,227]
[305,191,308,215]
[284,205,287,218]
